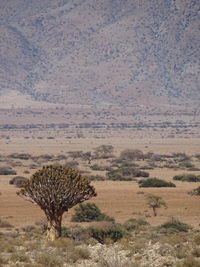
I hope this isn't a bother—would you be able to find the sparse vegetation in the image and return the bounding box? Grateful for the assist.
[0,166,17,175]
[9,176,27,187]
[71,203,114,222]
[173,174,200,182]
[139,178,176,188]
[160,218,191,233]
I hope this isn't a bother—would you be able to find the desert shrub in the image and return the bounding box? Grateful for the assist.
[188,186,200,196]
[179,162,194,168]
[160,218,191,233]
[120,167,149,177]
[192,247,200,258]
[36,253,63,267]
[55,154,67,160]
[62,226,92,242]
[123,218,149,231]
[195,154,200,160]
[37,154,54,161]
[106,173,133,181]
[71,203,114,222]
[120,149,144,161]
[10,253,30,263]
[177,256,200,267]
[9,176,27,187]
[67,247,90,263]
[21,225,36,232]
[93,145,114,159]
[140,165,154,170]
[48,237,74,249]
[194,234,200,245]
[0,256,8,265]
[68,151,83,159]
[107,167,149,181]
[172,153,191,162]
[0,166,16,175]
[88,222,127,243]
[0,219,13,228]
[89,175,106,181]
[90,164,112,171]
[65,161,79,168]
[138,178,176,188]
[173,174,200,182]
[9,153,31,160]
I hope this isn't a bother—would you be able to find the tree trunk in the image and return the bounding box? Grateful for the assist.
[46,216,62,241]
[153,207,157,216]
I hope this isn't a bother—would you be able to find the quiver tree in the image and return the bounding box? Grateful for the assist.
[17,165,96,241]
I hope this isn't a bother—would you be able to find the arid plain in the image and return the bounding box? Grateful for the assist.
[1,137,200,229]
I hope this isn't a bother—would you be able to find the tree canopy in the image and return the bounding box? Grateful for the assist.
[17,165,96,240]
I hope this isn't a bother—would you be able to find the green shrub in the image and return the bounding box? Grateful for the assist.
[90,164,112,171]
[0,166,17,175]
[9,153,31,160]
[9,176,27,187]
[107,167,149,181]
[88,222,127,243]
[180,162,194,168]
[188,186,200,196]
[123,218,149,231]
[36,253,63,267]
[173,174,200,182]
[89,175,106,181]
[71,203,114,222]
[10,253,30,263]
[160,218,191,232]
[0,219,13,228]
[138,178,176,188]
[65,161,79,168]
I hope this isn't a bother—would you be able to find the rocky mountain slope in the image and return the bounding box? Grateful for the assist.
[0,0,199,112]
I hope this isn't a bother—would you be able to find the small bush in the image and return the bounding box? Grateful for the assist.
[71,203,114,222]
[68,247,90,262]
[36,253,63,267]
[9,176,27,187]
[10,253,30,263]
[65,161,79,168]
[160,218,191,233]
[88,222,127,243]
[107,167,149,181]
[173,174,200,182]
[9,153,31,160]
[123,218,149,231]
[0,219,14,228]
[89,175,106,181]
[139,178,176,187]
[0,166,16,175]
[90,164,112,171]
[180,162,194,169]
[188,186,200,196]
[194,234,200,245]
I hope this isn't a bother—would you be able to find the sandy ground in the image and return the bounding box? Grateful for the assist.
[0,137,200,155]
[0,137,200,228]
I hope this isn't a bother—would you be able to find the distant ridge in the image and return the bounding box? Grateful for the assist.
[0,0,199,112]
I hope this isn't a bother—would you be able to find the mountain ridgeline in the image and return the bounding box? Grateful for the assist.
[0,0,199,111]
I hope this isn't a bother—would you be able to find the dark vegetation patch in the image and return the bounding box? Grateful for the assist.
[138,178,176,188]
[173,174,200,182]
[71,203,114,222]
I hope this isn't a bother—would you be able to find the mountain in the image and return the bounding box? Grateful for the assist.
[0,0,199,114]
